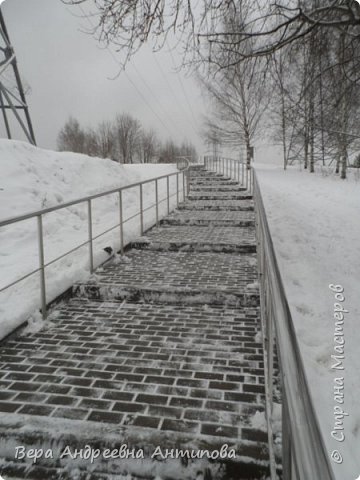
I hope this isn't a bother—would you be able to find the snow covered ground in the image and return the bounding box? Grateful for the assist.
[0,140,182,340]
[255,164,360,478]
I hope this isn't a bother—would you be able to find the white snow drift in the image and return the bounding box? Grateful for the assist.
[255,164,360,478]
[0,140,180,340]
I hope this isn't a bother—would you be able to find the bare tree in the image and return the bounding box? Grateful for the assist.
[83,127,100,157]
[158,139,179,163]
[57,116,86,153]
[202,122,222,157]
[96,121,117,160]
[200,45,268,168]
[114,113,142,163]
[139,128,158,163]
[62,0,360,75]
[179,140,197,162]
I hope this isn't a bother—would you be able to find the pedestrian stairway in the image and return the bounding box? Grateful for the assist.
[0,165,271,480]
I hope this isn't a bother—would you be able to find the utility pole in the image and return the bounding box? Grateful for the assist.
[0,7,36,145]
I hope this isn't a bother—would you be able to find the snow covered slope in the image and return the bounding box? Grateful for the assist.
[255,164,360,478]
[0,140,178,340]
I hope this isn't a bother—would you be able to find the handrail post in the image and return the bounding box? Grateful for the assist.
[167,176,170,214]
[87,199,94,273]
[155,179,159,226]
[182,171,186,202]
[37,215,47,319]
[119,190,124,255]
[176,173,179,207]
[140,183,144,235]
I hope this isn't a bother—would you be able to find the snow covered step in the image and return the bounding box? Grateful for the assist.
[0,299,269,479]
[188,164,206,170]
[191,179,240,186]
[73,250,259,307]
[178,200,254,211]
[189,172,225,178]
[187,193,253,201]
[161,210,255,227]
[190,185,247,192]
[130,226,256,254]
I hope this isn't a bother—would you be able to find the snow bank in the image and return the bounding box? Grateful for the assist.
[0,140,180,339]
[255,164,360,478]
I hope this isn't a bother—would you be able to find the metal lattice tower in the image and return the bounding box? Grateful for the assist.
[0,7,36,145]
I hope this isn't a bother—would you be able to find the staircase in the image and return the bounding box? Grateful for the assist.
[0,164,270,480]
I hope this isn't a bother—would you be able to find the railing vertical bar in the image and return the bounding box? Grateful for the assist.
[282,391,292,480]
[176,173,179,207]
[87,199,94,274]
[37,215,47,319]
[140,184,144,235]
[182,172,185,202]
[118,190,124,255]
[155,179,159,226]
[167,176,170,214]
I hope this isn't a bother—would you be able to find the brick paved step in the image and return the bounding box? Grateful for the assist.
[74,283,260,307]
[0,299,269,479]
[191,179,240,186]
[189,164,206,170]
[190,185,247,192]
[189,172,225,178]
[130,225,256,254]
[178,200,254,211]
[74,250,259,307]
[0,420,269,480]
[161,218,255,227]
[161,211,255,228]
[187,194,253,201]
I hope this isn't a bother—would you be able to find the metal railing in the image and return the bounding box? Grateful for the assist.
[204,156,253,191]
[0,159,189,319]
[253,172,336,480]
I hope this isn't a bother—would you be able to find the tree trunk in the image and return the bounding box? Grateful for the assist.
[245,132,251,170]
[335,147,341,174]
[340,144,347,180]
[281,92,287,170]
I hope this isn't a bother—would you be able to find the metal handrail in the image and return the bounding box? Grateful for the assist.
[253,171,336,480]
[203,155,253,191]
[0,165,187,228]
[0,162,189,319]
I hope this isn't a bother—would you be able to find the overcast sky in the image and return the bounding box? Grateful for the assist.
[0,0,209,154]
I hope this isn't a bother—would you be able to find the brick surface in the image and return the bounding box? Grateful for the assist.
[91,250,257,290]
[178,199,254,211]
[141,225,256,245]
[162,209,255,227]
[0,165,271,479]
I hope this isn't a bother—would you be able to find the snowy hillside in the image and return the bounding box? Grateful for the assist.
[0,140,178,340]
[255,165,360,478]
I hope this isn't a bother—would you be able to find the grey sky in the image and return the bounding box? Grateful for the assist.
[1,0,207,153]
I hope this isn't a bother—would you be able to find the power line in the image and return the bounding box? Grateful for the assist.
[130,61,184,137]
[152,52,198,135]
[165,40,199,131]
[75,4,176,138]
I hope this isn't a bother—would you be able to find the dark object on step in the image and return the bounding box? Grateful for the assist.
[104,247,113,255]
